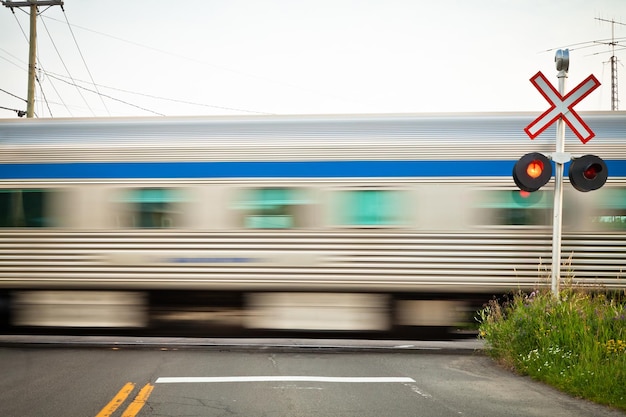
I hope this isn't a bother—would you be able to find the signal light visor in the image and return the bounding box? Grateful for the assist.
[569,155,608,192]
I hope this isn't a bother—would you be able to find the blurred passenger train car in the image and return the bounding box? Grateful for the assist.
[0,112,625,335]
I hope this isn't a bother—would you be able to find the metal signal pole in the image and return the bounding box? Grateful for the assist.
[2,1,64,118]
[551,50,569,297]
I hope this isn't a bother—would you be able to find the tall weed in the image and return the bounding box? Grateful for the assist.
[478,287,626,411]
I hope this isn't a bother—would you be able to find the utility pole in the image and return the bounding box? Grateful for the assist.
[595,17,625,111]
[2,1,64,118]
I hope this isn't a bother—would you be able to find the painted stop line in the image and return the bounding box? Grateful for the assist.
[156,376,416,383]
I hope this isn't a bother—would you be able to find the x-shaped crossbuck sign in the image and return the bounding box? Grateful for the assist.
[524,71,601,144]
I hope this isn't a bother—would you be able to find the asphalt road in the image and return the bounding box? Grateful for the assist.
[0,338,623,417]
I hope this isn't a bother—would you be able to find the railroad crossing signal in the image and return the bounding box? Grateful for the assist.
[518,49,606,297]
[515,51,607,194]
[524,71,600,144]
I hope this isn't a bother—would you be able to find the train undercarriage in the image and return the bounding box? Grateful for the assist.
[0,289,486,339]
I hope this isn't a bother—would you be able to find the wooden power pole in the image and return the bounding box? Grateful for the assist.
[2,1,64,118]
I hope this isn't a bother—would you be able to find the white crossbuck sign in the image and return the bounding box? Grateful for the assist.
[524,71,601,144]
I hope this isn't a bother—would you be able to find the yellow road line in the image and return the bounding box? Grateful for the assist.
[95,382,135,417]
[121,383,155,417]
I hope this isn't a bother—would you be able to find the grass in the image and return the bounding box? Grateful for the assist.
[477,287,626,412]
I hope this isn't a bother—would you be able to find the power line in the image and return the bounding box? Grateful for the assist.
[38,65,72,117]
[61,8,109,115]
[0,46,28,66]
[0,87,26,102]
[8,4,29,43]
[2,0,64,117]
[4,18,67,117]
[545,19,624,111]
[39,14,354,112]
[4,4,62,117]
[0,105,26,117]
[0,51,26,70]
[11,12,270,116]
[45,72,165,116]
[41,15,226,67]
[40,14,87,115]
[44,70,272,115]
[35,72,53,117]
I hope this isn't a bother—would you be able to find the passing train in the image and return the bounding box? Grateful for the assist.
[0,112,625,336]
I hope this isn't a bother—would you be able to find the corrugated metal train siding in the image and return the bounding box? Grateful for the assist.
[1,112,626,162]
[3,142,626,163]
[0,232,623,293]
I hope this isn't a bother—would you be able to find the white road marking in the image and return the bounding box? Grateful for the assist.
[272,386,324,390]
[156,376,416,384]
[404,383,432,398]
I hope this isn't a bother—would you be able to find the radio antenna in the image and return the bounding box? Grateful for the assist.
[595,17,625,110]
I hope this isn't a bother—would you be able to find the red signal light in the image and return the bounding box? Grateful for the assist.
[513,152,552,192]
[526,160,544,179]
[583,163,602,180]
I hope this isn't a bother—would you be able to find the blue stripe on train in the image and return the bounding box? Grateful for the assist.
[0,160,625,179]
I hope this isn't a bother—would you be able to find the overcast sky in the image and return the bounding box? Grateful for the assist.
[0,0,624,118]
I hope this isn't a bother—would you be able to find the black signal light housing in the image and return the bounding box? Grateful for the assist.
[513,152,553,192]
[568,154,608,192]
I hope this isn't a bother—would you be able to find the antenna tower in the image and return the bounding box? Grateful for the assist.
[595,17,625,111]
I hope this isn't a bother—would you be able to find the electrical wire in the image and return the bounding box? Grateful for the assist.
[7,4,55,117]
[0,52,25,71]
[40,15,86,116]
[40,14,353,112]
[0,105,26,117]
[41,15,272,115]
[44,70,272,115]
[0,46,28,69]
[14,12,268,116]
[0,87,26,103]
[35,72,53,117]
[62,9,110,115]
[37,64,71,116]
[9,6,30,51]
[45,72,165,116]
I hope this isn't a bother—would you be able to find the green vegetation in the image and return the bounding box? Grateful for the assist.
[477,287,626,411]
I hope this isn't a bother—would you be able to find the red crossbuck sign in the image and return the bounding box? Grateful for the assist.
[524,71,600,144]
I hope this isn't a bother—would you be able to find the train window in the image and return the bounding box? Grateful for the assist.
[0,189,54,227]
[117,188,185,228]
[478,190,552,226]
[236,187,308,229]
[590,188,626,230]
[335,189,404,227]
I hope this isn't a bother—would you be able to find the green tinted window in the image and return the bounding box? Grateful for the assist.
[0,189,51,227]
[338,190,403,226]
[479,190,552,226]
[590,188,626,230]
[238,188,304,229]
[121,188,184,228]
